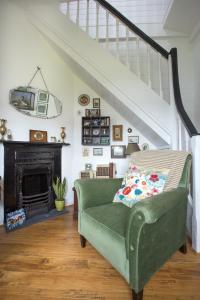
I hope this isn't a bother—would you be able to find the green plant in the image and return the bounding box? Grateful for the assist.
[52,177,67,201]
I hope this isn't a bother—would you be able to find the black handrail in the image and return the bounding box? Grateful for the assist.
[95,0,169,59]
[170,48,198,137]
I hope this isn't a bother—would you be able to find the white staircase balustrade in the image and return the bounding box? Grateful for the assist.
[60,0,170,103]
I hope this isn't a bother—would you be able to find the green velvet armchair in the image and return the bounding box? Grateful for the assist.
[74,151,191,300]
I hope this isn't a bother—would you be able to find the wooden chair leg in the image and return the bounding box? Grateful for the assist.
[80,235,86,248]
[132,289,143,300]
[179,243,187,254]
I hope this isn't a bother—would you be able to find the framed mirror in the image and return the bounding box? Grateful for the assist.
[9,86,62,119]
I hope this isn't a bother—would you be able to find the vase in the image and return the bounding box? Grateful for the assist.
[60,127,66,143]
[55,199,65,211]
[0,119,7,141]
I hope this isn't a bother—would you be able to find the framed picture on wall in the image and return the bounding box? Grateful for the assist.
[128,136,139,143]
[93,98,100,108]
[93,148,103,156]
[85,109,100,117]
[111,145,126,158]
[112,125,123,141]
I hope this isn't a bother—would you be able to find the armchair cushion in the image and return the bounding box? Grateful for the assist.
[81,202,130,281]
[113,167,169,207]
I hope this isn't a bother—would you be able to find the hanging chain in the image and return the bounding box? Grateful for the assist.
[27,66,49,91]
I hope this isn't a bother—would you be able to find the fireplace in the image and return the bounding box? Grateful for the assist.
[3,141,67,222]
[16,163,53,217]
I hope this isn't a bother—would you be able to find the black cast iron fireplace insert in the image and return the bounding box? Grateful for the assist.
[16,163,53,218]
[3,141,66,222]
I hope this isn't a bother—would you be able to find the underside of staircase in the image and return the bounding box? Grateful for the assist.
[19,0,172,148]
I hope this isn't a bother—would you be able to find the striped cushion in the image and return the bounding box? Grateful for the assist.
[130,150,190,191]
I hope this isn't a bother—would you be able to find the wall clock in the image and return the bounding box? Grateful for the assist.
[29,130,48,142]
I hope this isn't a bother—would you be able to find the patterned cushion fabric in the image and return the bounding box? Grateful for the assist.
[113,167,169,208]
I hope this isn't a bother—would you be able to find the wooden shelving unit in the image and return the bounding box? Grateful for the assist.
[82,116,110,146]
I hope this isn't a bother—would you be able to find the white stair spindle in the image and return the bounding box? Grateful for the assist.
[126,28,130,68]
[116,19,119,59]
[86,0,89,34]
[96,3,99,41]
[76,0,80,25]
[106,10,109,49]
[136,37,141,78]
[158,52,163,98]
[147,45,152,88]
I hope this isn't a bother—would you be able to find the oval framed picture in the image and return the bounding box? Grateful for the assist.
[78,94,90,106]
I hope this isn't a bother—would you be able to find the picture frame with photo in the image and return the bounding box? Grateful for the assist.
[93,98,100,108]
[93,148,103,156]
[112,125,123,141]
[111,145,126,158]
[128,135,139,143]
[10,89,35,111]
[85,109,100,117]
[82,147,89,157]
[85,163,92,170]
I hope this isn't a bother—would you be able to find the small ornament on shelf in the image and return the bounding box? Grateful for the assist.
[7,129,12,141]
[51,136,57,143]
[0,119,7,141]
[60,127,66,143]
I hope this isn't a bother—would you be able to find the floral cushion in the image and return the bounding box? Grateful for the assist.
[113,167,169,208]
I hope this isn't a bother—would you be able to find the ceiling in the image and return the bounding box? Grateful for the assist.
[164,0,200,37]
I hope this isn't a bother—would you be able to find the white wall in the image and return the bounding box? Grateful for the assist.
[0,0,154,225]
[192,32,200,132]
[155,37,195,127]
[71,76,155,181]
[0,0,75,223]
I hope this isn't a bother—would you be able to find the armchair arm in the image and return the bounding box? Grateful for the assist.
[126,187,188,292]
[74,178,122,211]
[128,187,188,227]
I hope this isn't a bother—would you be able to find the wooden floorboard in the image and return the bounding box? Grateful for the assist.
[0,207,200,300]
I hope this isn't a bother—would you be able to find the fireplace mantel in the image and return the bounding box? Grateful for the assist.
[3,141,70,147]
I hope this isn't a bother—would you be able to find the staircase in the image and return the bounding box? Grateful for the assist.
[60,0,170,103]
[14,0,200,251]
[20,0,173,147]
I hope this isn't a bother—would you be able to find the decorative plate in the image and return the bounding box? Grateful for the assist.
[78,94,90,106]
